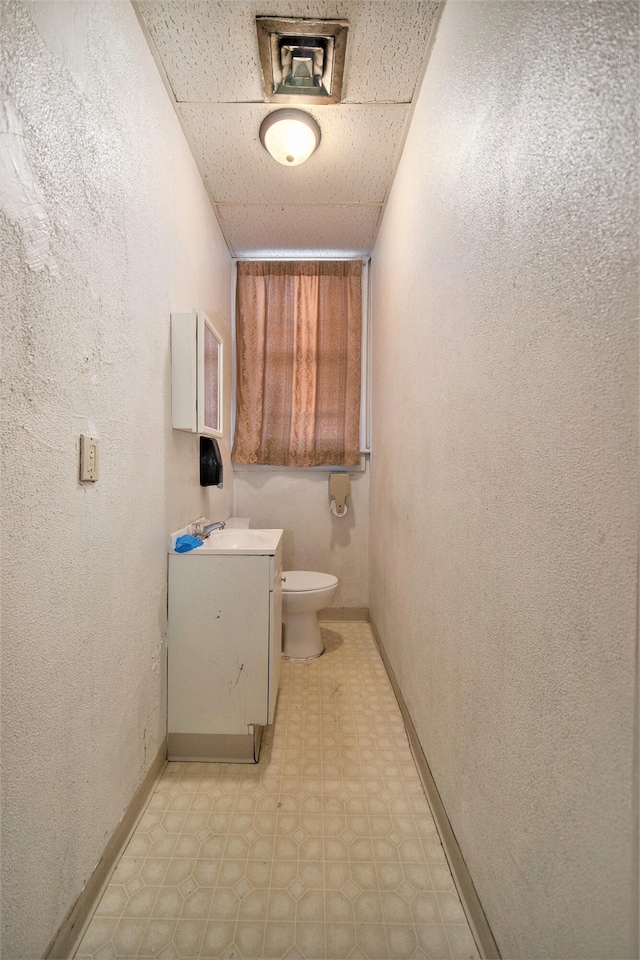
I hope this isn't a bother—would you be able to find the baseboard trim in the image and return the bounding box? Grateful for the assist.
[45,739,167,960]
[369,619,501,960]
[319,607,369,621]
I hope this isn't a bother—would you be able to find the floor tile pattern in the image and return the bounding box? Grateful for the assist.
[76,622,479,959]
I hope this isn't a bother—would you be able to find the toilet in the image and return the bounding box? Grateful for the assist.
[282,571,338,660]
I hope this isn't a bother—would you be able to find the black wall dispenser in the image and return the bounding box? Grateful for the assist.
[200,436,223,487]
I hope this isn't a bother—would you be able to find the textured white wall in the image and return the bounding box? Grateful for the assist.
[370,3,638,959]
[0,2,231,956]
[233,466,369,609]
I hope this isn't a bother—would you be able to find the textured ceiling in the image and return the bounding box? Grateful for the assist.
[135,1,441,256]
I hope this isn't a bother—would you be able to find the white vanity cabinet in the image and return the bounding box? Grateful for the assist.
[167,532,283,762]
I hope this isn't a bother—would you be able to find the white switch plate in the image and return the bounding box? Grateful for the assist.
[79,434,99,481]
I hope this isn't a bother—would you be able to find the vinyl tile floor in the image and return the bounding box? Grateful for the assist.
[76,622,480,960]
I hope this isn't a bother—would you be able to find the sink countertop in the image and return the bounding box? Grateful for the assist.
[170,526,283,556]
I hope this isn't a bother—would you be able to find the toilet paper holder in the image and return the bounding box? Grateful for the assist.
[329,473,351,517]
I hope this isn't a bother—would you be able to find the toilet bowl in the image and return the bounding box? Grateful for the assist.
[282,571,338,660]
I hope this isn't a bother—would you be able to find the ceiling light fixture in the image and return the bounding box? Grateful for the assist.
[259,109,321,166]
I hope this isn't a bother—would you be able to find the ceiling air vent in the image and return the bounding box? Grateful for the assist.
[256,17,348,105]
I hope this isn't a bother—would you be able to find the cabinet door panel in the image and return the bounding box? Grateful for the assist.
[168,555,270,735]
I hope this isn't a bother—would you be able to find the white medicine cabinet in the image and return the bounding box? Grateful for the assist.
[171,310,223,437]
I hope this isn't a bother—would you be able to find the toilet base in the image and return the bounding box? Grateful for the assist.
[283,611,325,660]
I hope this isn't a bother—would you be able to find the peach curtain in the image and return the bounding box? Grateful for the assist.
[233,261,362,467]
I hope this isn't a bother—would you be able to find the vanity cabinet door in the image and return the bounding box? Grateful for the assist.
[168,554,270,735]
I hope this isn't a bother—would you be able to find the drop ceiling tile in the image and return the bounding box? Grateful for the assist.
[137,1,264,103]
[340,2,440,103]
[136,1,439,104]
[180,103,408,205]
[218,203,381,257]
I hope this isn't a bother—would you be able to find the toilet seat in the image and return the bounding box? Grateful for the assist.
[283,571,338,592]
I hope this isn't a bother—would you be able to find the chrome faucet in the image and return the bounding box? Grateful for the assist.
[200,520,226,539]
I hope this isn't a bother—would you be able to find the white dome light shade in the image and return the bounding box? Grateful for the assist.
[259,109,321,166]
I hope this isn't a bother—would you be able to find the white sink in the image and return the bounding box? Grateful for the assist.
[197,529,282,553]
[170,526,283,556]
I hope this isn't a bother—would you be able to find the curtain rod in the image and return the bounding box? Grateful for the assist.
[233,257,370,263]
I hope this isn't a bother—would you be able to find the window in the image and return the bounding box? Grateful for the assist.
[232,260,363,467]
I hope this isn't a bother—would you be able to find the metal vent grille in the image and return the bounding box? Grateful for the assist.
[256,17,348,105]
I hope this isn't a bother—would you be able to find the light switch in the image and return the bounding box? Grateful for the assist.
[79,434,99,481]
